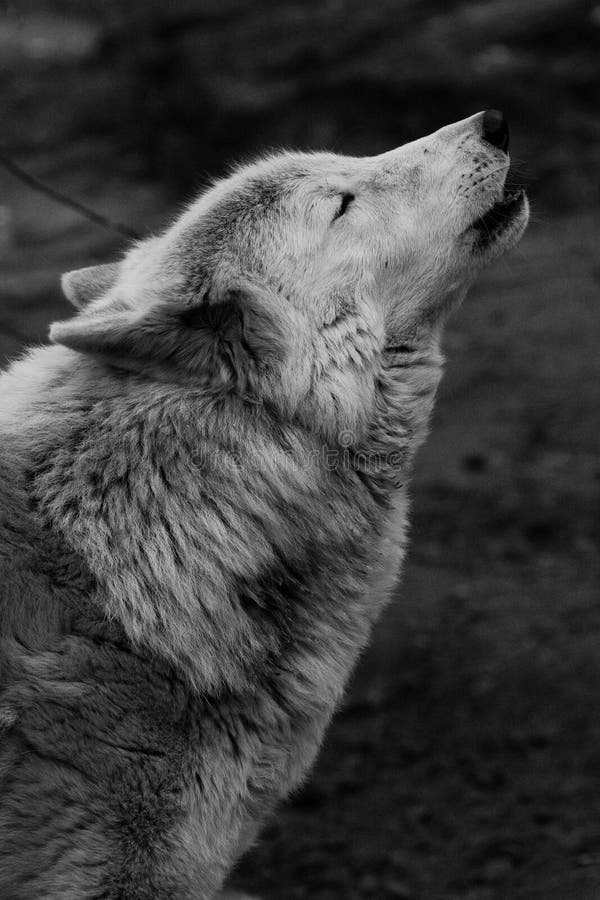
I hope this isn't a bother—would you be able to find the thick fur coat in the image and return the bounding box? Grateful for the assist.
[0,112,528,899]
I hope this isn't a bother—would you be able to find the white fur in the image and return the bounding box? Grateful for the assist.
[0,112,528,900]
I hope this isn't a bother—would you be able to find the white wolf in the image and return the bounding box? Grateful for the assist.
[0,111,528,899]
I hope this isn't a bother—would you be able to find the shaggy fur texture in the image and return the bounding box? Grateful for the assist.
[0,112,528,899]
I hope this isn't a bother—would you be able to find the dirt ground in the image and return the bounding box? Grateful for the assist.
[1,2,599,898]
[231,213,600,900]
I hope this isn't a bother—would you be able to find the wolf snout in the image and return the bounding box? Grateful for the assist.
[481,109,509,152]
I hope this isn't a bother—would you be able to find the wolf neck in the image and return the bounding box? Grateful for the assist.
[342,340,444,504]
[250,344,445,716]
[18,343,443,710]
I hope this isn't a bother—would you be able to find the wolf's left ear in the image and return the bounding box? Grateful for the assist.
[50,280,290,383]
[61,263,120,308]
[180,287,289,371]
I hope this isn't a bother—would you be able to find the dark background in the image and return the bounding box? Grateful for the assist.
[1,2,599,897]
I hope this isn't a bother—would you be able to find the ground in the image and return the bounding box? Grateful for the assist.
[232,214,600,899]
[1,2,599,898]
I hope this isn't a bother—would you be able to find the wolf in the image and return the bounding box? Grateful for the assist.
[0,110,528,899]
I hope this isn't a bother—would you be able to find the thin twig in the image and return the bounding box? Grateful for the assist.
[0,150,140,241]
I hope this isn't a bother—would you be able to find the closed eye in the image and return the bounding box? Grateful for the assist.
[331,192,355,223]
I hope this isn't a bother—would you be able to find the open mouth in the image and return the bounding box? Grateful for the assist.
[469,188,526,248]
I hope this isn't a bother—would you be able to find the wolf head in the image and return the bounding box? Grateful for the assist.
[52,111,528,437]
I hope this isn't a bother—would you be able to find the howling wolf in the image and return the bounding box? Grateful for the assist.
[0,111,527,898]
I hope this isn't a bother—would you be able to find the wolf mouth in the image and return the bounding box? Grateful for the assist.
[469,189,526,247]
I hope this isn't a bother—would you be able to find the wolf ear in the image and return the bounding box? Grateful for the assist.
[50,282,289,382]
[61,263,120,308]
[181,288,288,371]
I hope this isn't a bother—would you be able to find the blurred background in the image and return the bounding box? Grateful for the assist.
[1,1,599,897]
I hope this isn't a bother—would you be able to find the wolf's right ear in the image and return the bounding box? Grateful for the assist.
[61,263,120,309]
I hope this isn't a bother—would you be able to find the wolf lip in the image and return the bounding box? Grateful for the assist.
[470,188,525,243]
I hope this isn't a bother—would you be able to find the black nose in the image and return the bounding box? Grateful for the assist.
[482,109,509,152]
